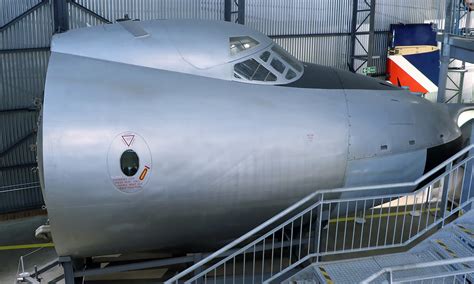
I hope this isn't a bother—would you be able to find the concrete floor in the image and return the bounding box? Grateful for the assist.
[0,212,176,283]
[0,214,61,284]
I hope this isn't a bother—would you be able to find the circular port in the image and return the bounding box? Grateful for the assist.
[120,149,139,176]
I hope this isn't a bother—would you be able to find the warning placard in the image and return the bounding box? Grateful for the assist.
[107,132,152,194]
[111,176,143,192]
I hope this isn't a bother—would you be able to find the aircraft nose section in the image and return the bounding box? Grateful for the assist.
[422,103,466,175]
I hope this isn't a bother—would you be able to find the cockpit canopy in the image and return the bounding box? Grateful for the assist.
[50,19,304,85]
[230,37,304,84]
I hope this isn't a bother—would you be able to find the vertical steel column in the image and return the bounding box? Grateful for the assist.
[53,0,69,33]
[457,65,466,103]
[457,1,471,102]
[444,0,470,103]
[349,0,358,70]
[223,0,245,25]
[367,0,376,68]
[224,0,232,22]
[348,0,377,74]
[467,4,472,35]
[438,0,455,103]
[237,0,245,25]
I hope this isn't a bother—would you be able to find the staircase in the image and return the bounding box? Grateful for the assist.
[286,211,474,283]
[165,144,474,284]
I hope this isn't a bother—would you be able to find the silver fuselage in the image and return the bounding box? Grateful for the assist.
[39,20,461,258]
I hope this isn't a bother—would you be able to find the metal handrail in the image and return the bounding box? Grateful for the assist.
[360,256,474,283]
[263,187,474,283]
[437,0,473,38]
[166,143,474,283]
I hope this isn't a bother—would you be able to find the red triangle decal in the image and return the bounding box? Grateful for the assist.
[121,135,135,147]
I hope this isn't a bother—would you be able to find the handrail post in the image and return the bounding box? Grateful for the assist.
[461,155,474,212]
[440,162,453,227]
[193,253,203,284]
[20,256,25,274]
[314,194,323,263]
[461,123,474,212]
[388,270,393,283]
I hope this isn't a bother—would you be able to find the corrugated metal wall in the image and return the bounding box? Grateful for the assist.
[0,0,52,213]
[0,0,42,26]
[0,0,447,213]
[245,0,443,74]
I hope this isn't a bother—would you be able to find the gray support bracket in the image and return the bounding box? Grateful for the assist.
[58,256,75,284]
[74,255,195,278]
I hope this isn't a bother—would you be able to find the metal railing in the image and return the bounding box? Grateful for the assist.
[448,0,473,37]
[361,256,474,283]
[434,0,473,37]
[166,144,474,284]
[16,247,58,284]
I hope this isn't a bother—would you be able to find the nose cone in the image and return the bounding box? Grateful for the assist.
[284,62,464,173]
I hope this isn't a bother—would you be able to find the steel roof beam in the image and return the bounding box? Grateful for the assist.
[0,0,49,33]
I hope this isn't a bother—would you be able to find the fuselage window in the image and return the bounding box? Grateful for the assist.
[271,58,286,74]
[230,36,259,56]
[260,51,271,62]
[120,149,139,176]
[234,59,277,82]
[254,65,277,81]
[271,45,303,72]
[286,69,297,80]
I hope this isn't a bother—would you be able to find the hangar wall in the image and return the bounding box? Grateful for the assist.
[0,0,455,213]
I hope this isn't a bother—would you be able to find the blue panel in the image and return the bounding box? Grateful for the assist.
[390,24,437,48]
[404,50,440,86]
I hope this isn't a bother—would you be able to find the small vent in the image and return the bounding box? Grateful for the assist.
[380,145,388,151]
[409,140,416,145]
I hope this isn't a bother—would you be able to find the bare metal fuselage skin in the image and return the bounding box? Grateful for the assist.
[40,20,461,258]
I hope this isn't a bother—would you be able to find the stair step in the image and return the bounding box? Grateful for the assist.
[296,257,380,284]
[429,236,474,282]
[431,237,473,260]
[453,223,474,250]
[286,251,444,283]
[284,212,474,283]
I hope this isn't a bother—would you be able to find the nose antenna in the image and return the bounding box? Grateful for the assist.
[117,15,149,38]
